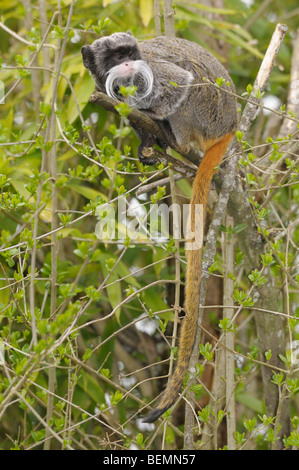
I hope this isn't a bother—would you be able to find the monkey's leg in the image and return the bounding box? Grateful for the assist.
[130,123,160,165]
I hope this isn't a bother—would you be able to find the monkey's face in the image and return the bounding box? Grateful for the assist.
[82,33,140,87]
[81,33,154,108]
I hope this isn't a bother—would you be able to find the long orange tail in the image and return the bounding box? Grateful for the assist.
[143,133,233,423]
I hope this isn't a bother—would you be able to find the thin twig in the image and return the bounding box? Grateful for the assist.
[223,215,236,450]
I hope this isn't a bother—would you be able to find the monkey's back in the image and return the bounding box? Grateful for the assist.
[140,37,237,153]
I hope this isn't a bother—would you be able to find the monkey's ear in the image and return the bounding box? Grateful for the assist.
[81,45,93,70]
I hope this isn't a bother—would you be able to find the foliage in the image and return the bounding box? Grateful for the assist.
[0,0,298,451]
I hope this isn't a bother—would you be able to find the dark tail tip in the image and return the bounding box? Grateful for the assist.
[142,405,169,423]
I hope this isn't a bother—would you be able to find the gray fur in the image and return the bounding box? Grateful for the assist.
[82,33,237,155]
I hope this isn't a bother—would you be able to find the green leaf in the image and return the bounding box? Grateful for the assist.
[177,0,238,15]
[284,431,299,448]
[139,0,153,26]
[232,223,247,234]
[244,416,257,433]
[66,72,95,124]
[67,182,105,200]
[83,348,92,361]
[236,393,264,414]
[143,288,173,322]
[77,370,105,404]
[197,405,211,423]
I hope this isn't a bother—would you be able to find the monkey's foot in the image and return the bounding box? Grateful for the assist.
[138,145,158,165]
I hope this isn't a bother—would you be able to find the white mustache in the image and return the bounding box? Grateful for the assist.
[105,60,153,107]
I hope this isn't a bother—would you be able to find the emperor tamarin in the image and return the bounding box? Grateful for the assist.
[81,32,237,423]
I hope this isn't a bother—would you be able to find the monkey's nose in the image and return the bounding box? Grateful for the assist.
[118,61,136,77]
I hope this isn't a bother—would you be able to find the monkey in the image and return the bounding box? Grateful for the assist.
[81,32,237,423]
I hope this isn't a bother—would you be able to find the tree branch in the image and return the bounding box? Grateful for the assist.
[90,92,169,147]
[191,22,288,449]
[90,91,201,164]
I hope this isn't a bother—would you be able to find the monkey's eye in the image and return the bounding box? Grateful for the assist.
[115,54,124,61]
